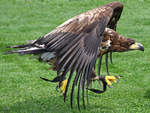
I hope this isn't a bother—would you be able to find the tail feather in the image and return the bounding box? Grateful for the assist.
[5,42,56,62]
[7,40,36,48]
[5,47,46,55]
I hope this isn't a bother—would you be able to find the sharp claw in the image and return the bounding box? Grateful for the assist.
[105,75,121,86]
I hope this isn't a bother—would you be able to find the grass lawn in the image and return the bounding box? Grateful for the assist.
[0,0,150,113]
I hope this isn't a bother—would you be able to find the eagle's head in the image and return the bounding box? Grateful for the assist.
[101,28,144,53]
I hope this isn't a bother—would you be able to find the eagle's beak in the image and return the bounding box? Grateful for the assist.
[129,42,144,51]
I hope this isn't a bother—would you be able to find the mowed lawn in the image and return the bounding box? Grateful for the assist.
[0,0,150,113]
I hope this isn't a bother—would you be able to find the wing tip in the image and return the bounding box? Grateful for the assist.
[106,1,124,9]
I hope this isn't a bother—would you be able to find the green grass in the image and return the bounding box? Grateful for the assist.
[0,0,150,113]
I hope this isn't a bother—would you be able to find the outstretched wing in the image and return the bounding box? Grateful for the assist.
[35,2,123,109]
[97,2,124,76]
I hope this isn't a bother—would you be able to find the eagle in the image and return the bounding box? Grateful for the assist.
[5,2,144,110]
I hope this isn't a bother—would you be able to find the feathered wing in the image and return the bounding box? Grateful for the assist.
[97,2,123,76]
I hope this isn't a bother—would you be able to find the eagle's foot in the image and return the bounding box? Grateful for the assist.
[87,75,121,94]
[105,75,120,86]
[60,79,68,94]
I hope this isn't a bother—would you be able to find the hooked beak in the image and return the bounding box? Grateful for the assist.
[129,42,144,51]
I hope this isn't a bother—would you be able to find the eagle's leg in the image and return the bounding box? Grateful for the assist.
[88,75,120,94]
[92,75,120,86]
[52,75,68,94]
[40,73,68,94]
[90,69,121,87]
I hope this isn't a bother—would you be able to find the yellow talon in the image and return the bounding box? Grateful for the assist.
[61,79,68,94]
[105,76,120,86]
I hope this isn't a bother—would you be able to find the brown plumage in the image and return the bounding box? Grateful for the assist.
[49,27,144,82]
[5,2,144,110]
[97,28,144,75]
[102,28,135,52]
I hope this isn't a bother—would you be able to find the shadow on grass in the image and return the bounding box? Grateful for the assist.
[0,95,114,113]
[144,89,150,99]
